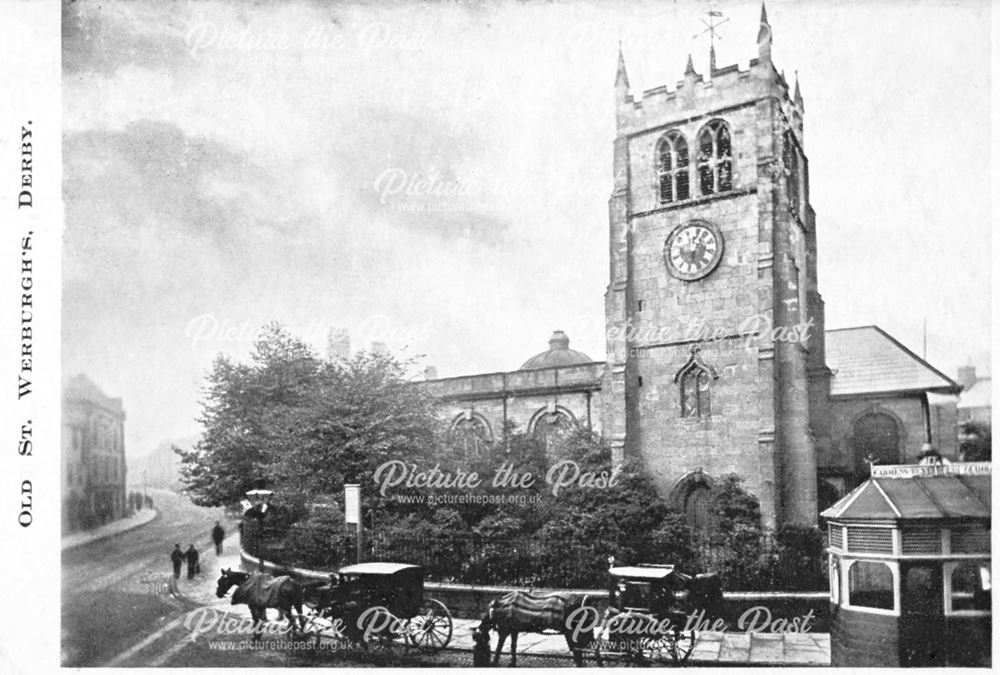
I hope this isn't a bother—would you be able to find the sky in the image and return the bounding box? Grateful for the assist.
[61,0,993,459]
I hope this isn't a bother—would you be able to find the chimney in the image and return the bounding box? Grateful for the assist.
[423,366,438,381]
[956,365,977,389]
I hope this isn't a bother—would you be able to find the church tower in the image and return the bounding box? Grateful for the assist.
[603,4,832,529]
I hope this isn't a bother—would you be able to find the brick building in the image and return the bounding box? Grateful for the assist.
[419,5,962,530]
[62,374,128,532]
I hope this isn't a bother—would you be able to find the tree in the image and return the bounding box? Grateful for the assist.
[176,323,323,507]
[176,322,441,511]
[959,420,991,462]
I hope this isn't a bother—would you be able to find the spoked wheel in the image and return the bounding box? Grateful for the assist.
[301,607,341,648]
[405,598,453,652]
[658,629,696,665]
[361,608,401,653]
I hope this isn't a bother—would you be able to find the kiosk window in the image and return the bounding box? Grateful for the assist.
[950,561,991,612]
[848,561,894,610]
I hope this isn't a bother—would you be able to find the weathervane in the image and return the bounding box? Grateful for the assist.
[693,3,729,71]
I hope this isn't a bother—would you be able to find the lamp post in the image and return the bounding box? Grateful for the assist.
[245,488,274,571]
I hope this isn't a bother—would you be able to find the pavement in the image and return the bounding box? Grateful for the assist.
[170,537,831,667]
[61,507,159,551]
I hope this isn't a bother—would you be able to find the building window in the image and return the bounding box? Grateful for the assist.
[530,408,575,452]
[450,413,492,459]
[851,412,901,484]
[697,119,733,195]
[948,560,991,613]
[657,131,690,203]
[847,560,895,611]
[783,130,801,215]
[674,346,717,419]
[680,368,711,418]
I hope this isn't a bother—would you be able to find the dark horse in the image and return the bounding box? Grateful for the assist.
[215,569,307,640]
[477,590,598,667]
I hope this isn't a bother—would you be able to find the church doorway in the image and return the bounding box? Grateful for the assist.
[851,412,901,484]
[684,485,713,532]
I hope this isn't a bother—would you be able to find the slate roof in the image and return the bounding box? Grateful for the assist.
[821,463,991,521]
[825,326,961,397]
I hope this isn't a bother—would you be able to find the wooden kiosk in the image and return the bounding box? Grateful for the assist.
[822,462,991,667]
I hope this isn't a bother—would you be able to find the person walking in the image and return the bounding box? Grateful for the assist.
[170,544,184,579]
[211,521,225,555]
[185,544,200,580]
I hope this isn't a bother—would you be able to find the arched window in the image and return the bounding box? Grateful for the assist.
[852,411,901,483]
[657,131,689,203]
[451,413,492,458]
[680,368,711,418]
[530,408,576,452]
[697,120,733,195]
[674,346,717,419]
[848,560,895,610]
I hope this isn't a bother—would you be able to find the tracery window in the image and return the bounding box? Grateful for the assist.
[697,119,733,195]
[674,346,717,419]
[657,131,690,203]
[680,368,712,418]
[530,408,575,452]
[451,414,492,458]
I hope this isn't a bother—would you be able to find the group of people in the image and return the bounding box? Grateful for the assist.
[170,521,227,580]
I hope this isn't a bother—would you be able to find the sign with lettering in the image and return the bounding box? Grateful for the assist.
[871,462,991,479]
[345,483,361,524]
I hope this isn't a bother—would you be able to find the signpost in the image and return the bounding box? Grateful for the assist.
[345,483,361,563]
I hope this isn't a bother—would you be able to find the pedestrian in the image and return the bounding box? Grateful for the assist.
[211,521,225,555]
[185,544,200,579]
[170,544,184,579]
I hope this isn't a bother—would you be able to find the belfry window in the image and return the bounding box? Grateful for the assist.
[657,131,690,203]
[697,120,733,195]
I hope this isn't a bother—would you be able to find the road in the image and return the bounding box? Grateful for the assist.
[62,489,579,667]
[61,488,236,667]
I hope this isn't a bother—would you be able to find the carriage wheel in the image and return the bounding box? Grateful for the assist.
[658,629,696,665]
[360,608,400,653]
[405,598,453,652]
[301,607,336,648]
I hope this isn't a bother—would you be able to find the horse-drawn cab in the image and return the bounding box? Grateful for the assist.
[303,562,453,651]
[600,563,723,665]
[609,564,689,616]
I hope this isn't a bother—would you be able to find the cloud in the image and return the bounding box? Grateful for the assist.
[63,0,196,75]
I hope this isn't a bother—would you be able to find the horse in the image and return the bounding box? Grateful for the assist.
[477,590,598,667]
[215,568,308,641]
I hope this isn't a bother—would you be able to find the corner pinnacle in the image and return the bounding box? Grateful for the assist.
[615,42,630,89]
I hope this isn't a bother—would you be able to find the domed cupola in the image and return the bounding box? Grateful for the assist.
[519,331,593,370]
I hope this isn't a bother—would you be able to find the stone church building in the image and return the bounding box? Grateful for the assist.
[421,6,961,530]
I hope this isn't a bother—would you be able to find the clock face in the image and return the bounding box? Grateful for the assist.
[664,221,724,281]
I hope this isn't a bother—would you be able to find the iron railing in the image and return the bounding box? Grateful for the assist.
[242,521,825,591]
